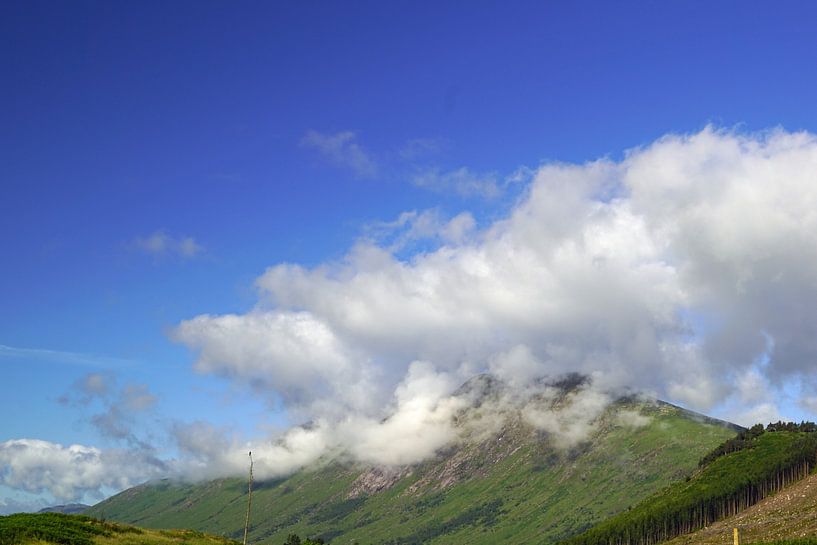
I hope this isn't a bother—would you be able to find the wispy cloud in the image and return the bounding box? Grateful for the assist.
[0,344,134,369]
[89,382,157,444]
[411,165,535,199]
[364,209,477,251]
[397,137,447,161]
[299,131,526,200]
[412,167,502,199]
[301,130,378,179]
[135,231,204,259]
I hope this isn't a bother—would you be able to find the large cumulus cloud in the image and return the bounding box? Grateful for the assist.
[9,127,817,502]
[177,128,817,432]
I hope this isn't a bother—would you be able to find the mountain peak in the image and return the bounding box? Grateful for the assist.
[88,396,739,544]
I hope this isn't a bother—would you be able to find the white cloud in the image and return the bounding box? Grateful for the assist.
[441,212,477,244]
[345,361,464,466]
[730,403,784,428]
[135,231,204,259]
[0,439,166,502]
[735,367,771,405]
[800,396,817,414]
[181,127,817,429]
[166,368,619,482]
[173,311,381,418]
[169,362,465,478]
[244,162,682,404]
[616,409,651,429]
[301,130,378,179]
[488,345,547,390]
[0,377,630,500]
[522,386,611,449]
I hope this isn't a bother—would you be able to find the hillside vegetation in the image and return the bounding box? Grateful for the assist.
[0,513,238,545]
[87,398,736,545]
[664,468,817,545]
[562,424,817,545]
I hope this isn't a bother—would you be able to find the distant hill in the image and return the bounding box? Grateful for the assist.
[87,378,738,545]
[38,503,90,514]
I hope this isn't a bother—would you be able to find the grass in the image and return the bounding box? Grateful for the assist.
[0,513,240,545]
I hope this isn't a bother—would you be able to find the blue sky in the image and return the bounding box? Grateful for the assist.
[4,1,817,511]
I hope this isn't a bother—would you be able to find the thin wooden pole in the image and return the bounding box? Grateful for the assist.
[733,527,740,545]
[243,451,254,545]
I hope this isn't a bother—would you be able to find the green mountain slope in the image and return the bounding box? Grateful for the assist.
[563,426,817,545]
[87,392,737,545]
[664,468,817,545]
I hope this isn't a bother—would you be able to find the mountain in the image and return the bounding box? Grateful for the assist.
[37,503,90,515]
[87,379,738,545]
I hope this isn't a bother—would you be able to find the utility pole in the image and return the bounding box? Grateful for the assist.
[243,451,254,545]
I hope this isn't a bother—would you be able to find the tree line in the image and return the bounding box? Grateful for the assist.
[699,421,817,467]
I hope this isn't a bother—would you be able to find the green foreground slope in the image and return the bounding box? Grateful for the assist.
[88,400,735,545]
[0,512,238,545]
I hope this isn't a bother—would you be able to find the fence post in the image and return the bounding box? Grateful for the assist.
[243,451,254,545]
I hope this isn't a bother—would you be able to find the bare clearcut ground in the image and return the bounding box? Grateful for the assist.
[665,472,817,545]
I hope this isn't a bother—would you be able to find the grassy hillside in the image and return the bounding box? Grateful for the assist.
[563,428,817,545]
[0,512,238,545]
[664,468,817,545]
[87,399,736,545]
